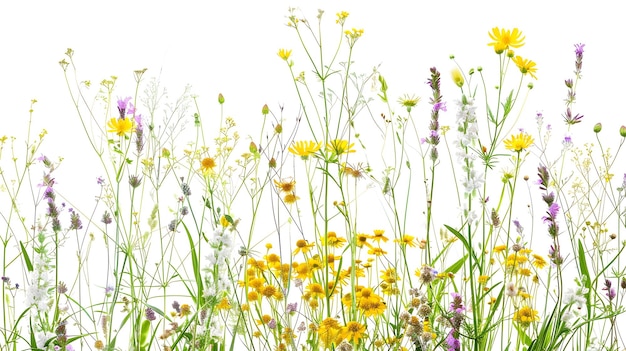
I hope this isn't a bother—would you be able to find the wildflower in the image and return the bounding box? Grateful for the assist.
[574,43,584,75]
[288,140,322,159]
[451,68,464,87]
[278,48,292,61]
[326,139,355,156]
[200,157,216,173]
[274,178,296,193]
[603,280,616,301]
[284,193,299,204]
[493,244,507,253]
[478,275,490,285]
[321,231,347,248]
[129,175,142,188]
[418,265,437,284]
[367,247,387,256]
[145,307,156,321]
[504,132,534,152]
[318,318,342,348]
[513,305,540,327]
[531,254,548,269]
[336,11,349,24]
[395,234,417,247]
[286,302,298,313]
[94,340,105,350]
[506,282,518,296]
[563,107,584,125]
[218,93,225,104]
[107,117,134,136]
[117,96,132,119]
[306,283,326,299]
[179,304,191,317]
[293,239,314,255]
[341,321,366,344]
[371,229,389,243]
[620,126,626,137]
[344,28,364,45]
[512,56,538,79]
[398,94,421,112]
[355,233,372,249]
[487,27,525,53]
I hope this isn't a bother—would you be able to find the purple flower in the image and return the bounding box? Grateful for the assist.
[603,280,616,301]
[105,285,115,296]
[97,176,105,185]
[172,300,181,313]
[433,101,447,112]
[117,97,132,119]
[446,330,461,351]
[513,219,524,234]
[286,302,298,313]
[548,202,560,219]
[145,307,157,321]
[268,319,277,329]
[574,43,585,57]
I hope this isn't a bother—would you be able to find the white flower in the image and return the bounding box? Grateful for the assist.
[505,282,518,297]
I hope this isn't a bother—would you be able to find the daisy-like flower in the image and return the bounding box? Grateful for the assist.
[274,178,296,193]
[341,321,366,344]
[487,27,525,53]
[305,283,326,300]
[398,94,421,112]
[512,56,538,79]
[504,132,534,152]
[371,229,389,243]
[277,48,292,61]
[288,140,322,159]
[321,231,347,248]
[327,139,355,156]
[531,254,548,269]
[200,157,216,173]
[284,193,300,204]
[293,239,314,256]
[513,305,540,327]
[394,234,417,247]
[107,117,134,136]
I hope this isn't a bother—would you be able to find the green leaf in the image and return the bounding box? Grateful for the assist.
[20,241,33,272]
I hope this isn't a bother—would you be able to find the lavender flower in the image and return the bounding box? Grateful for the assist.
[145,307,157,321]
[603,280,616,301]
[68,208,82,230]
[286,302,298,313]
[574,43,584,76]
[117,97,132,119]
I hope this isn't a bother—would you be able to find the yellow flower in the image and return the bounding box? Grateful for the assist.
[487,27,525,53]
[532,254,548,269]
[394,234,417,247]
[179,303,191,317]
[305,283,326,299]
[380,268,401,284]
[341,321,366,344]
[284,193,300,204]
[478,275,490,285]
[371,229,389,243]
[107,117,134,136]
[327,139,355,156]
[94,340,104,350]
[367,247,387,256]
[493,244,507,253]
[318,318,342,348]
[513,305,540,327]
[216,297,231,310]
[504,132,534,152]
[451,68,464,87]
[512,55,538,79]
[336,11,349,24]
[288,140,322,159]
[278,48,292,61]
[321,231,347,248]
[200,157,216,173]
[293,239,314,256]
[274,178,296,193]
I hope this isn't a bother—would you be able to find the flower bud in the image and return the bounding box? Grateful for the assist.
[274,124,283,134]
[262,104,269,115]
[269,157,277,168]
[218,93,225,104]
[620,125,626,137]
[451,68,464,88]
[249,142,258,154]
[593,123,602,133]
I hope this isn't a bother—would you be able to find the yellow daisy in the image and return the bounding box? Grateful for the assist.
[326,139,355,156]
[277,48,292,61]
[107,117,134,136]
[200,157,216,173]
[504,132,534,152]
[288,140,322,159]
[487,27,525,53]
[512,55,538,79]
